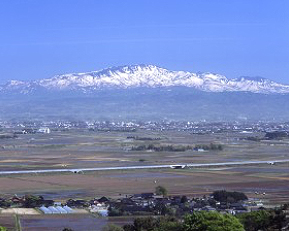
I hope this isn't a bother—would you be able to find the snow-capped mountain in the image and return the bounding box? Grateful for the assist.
[1,65,289,94]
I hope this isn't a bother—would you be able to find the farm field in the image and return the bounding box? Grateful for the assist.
[0,214,135,231]
[19,215,134,231]
[0,128,289,204]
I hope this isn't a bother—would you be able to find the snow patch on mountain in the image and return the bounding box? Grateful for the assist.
[1,65,289,94]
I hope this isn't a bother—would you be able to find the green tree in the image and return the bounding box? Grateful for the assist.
[212,190,248,203]
[102,224,124,231]
[133,217,155,231]
[154,201,169,215]
[0,227,7,231]
[123,217,182,231]
[23,195,43,208]
[181,195,188,203]
[183,211,244,231]
[237,210,271,231]
[269,208,288,230]
[155,186,168,196]
[153,217,182,231]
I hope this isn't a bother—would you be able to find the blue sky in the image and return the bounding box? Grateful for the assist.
[0,0,288,83]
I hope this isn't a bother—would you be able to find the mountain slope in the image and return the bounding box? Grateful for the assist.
[1,65,289,94]
[1,87,289,122]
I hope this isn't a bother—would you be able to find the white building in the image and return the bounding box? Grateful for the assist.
[38,127,51,134]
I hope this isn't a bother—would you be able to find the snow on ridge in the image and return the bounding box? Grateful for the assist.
[1,64,289,94]
[37,65,215,89]
[6,80,27,87]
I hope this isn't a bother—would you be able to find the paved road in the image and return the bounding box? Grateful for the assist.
[0,159,288,175]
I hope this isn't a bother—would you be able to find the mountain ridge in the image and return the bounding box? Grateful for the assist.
[1,64,289,94]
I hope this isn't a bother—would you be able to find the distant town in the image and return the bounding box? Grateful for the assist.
[1,119,289,134]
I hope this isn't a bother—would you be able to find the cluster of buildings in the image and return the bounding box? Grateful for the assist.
[1,119,289,134]
[42,193,269,217]
[0,192,268,217]
[93,193,268,217]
